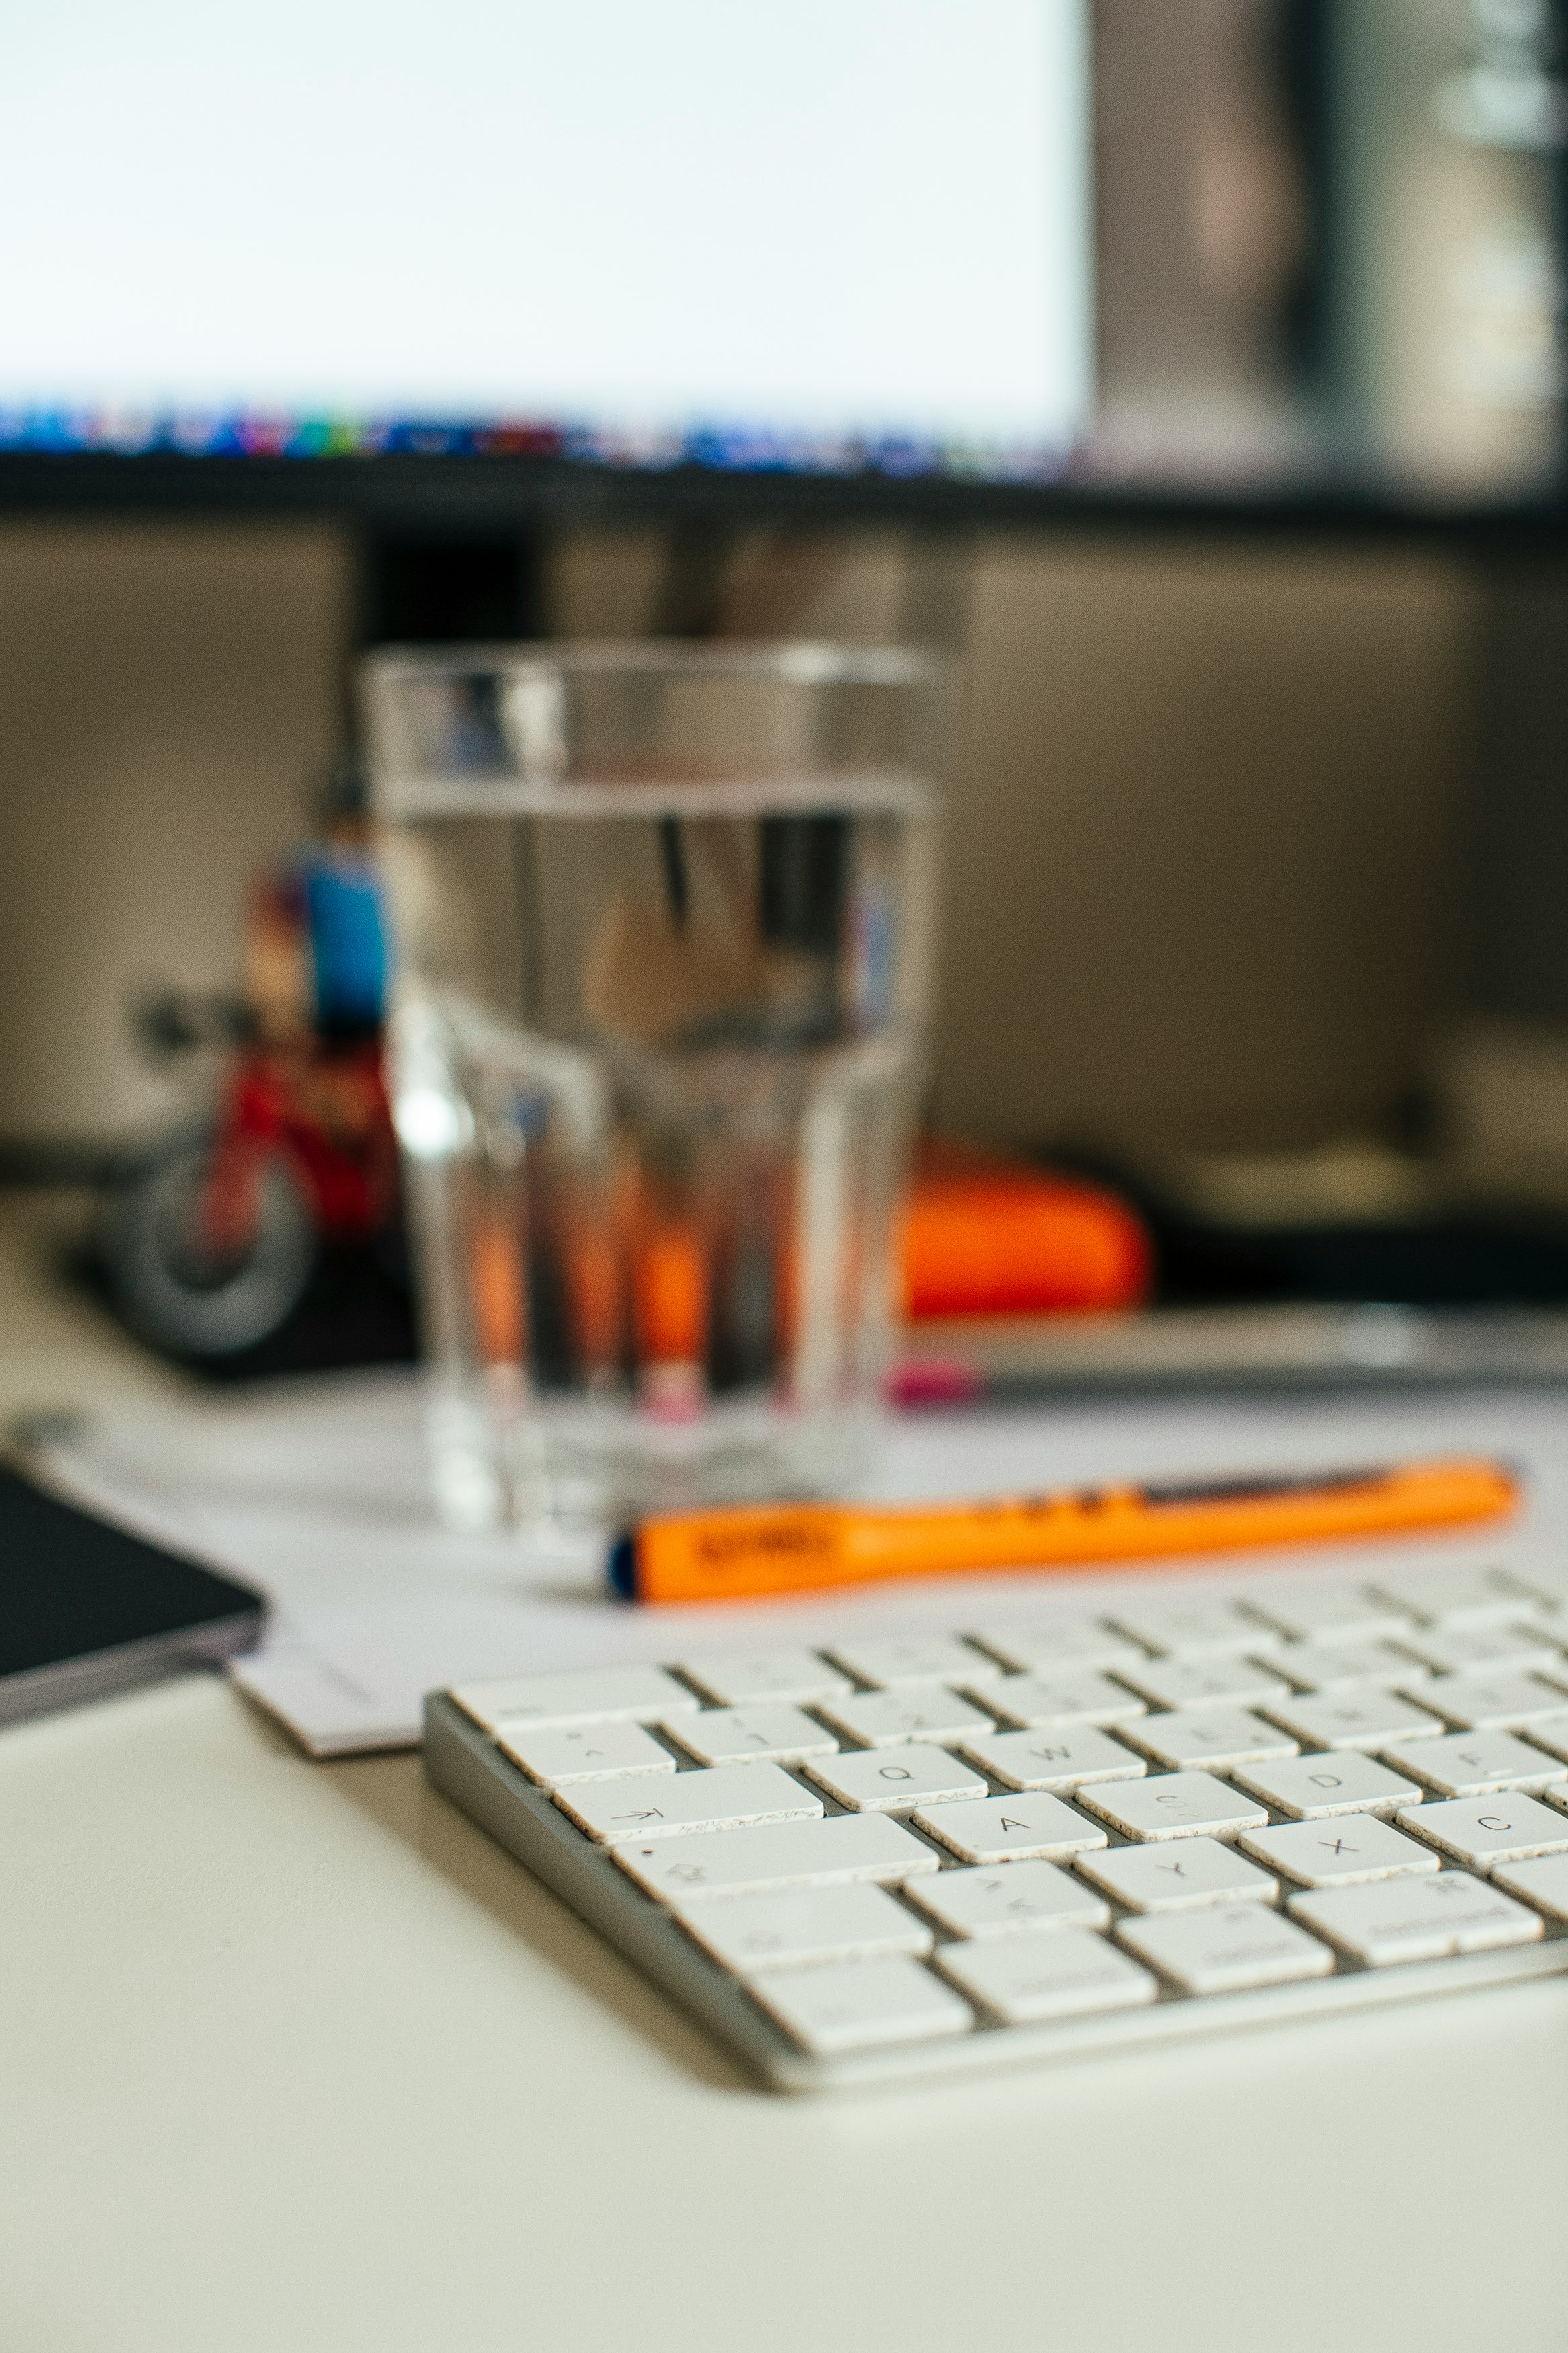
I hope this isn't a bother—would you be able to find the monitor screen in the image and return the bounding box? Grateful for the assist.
[0,0,1094,484]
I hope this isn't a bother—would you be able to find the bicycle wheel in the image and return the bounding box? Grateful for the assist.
[101,1135,317,1358]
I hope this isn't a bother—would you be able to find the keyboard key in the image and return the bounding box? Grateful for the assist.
[906,1859,1110,1938]
[967,1620,1147,1676]
[675,1882,932,1974]
[958,1724,1147,1793]
[1415,1671,1568,1732]
[1118,1706,1298,1773]
[1079,1771,1268,1843]
[983,1671,1146,1729]
[1077,1835,1278,1912]
[1501,1564,1568,1612]
[1289,1871,1544,1965]
[1260,1689,1446,1751]
[823,1635,999,1688]
[1231,1751,1426,1821]
[1491,1851,1568,1922]
[555,1762,821,1844]
[937,1926,1158,2023]
[667,1704,839,1767]
[1380,1728,1567,1797]
[750,1956,973,2054]
[677,1649,851,1706]
[1111,1656,1291,1711]
[1519,1714,1568,1765]
[1118,1905,1334,1995]
[1237,1814,1438,1888]
[616,1811,940,1903]
[1394,1793,1568,1870]
[1109,1598,1277,1657]
[1266,1638,1432,1693]
[1395,1624,1565,1677]
[913,1790,1107,1864]
[816,1688,994,1749]
[1243,1579,1411,1644]
[496,1719,677,1787]
[452,1663,698,1733]
[804,1743,986,1813]
[1369,1564,1540,1628]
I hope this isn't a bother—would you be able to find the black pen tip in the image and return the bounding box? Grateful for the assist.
[606,1532,638,1599]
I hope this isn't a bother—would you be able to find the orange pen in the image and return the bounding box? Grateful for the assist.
[608,1455,1520,1603]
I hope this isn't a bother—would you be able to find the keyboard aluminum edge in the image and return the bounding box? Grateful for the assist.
[425,1694,801,2086]
[423,1695,1568,2098]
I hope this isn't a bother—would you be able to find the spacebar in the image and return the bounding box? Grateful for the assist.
[614,1812,940,1903]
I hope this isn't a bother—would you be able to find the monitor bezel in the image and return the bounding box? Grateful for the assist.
[1,446,1567,548]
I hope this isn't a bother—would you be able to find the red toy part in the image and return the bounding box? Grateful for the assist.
[212,1040,395,1247]
[899,1142,1152,1320]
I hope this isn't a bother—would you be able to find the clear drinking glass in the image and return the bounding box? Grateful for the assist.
[362,642,950,1529]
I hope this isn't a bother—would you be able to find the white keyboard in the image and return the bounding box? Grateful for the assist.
[423,1559,1568,2091]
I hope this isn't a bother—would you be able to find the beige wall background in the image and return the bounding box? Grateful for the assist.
[938,538,1478,1150]
[0,524,349,1138]
[0,519,1479,1154]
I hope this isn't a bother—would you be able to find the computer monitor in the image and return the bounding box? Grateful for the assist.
[0,0,1093,524]
[1,0,1563,540]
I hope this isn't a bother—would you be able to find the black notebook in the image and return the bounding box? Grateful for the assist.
[0,1466,265,1725]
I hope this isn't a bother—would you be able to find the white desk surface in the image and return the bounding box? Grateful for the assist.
[2,1195,1567,2353]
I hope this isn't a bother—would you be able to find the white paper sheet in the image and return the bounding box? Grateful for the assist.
[35,1367,1568,1757]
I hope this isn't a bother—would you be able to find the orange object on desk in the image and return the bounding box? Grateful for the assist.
[610,1455,1520,1603]
[899,1142,1151,1320]
[633,1222,709,1365]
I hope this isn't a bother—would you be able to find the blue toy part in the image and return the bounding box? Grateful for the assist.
[302,852,388,1029]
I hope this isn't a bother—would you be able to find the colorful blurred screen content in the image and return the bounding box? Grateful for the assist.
[0,0,1093,483]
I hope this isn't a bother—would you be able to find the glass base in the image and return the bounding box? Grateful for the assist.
[425,1382,882,1533]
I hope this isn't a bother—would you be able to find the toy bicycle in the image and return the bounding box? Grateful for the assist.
[99,770,403,1361]
[98,992,401,1360]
